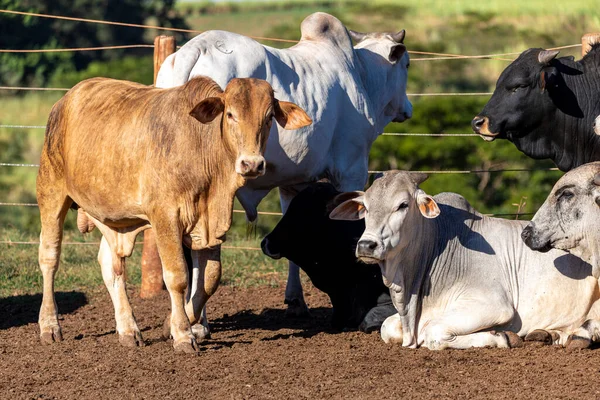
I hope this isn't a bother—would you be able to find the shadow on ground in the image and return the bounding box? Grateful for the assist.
[210,306,345,339]
[0,291,87,330]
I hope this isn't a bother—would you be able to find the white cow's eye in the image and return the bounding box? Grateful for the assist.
[397,202,409,210]
[561,191,574,199]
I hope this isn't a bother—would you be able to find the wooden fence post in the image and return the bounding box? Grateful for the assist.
[582,33,600,57]
[140,35,177,299]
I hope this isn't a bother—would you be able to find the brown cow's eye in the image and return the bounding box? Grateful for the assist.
[226,112,234,120]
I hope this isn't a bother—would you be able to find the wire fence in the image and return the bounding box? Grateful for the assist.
[0,8,576,251]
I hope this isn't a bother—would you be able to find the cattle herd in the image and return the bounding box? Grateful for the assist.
[33,12,600,353]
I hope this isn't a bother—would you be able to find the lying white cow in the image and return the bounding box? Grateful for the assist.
[156,12,412,318]
[330,170,600,350]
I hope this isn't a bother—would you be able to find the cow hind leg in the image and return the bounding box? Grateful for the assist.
[565,319,600,350]
[37,188,71,345]
[423,302,518,350]
[98,236,143,347]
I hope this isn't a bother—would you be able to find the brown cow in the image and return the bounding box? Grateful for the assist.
[36,76,311,353]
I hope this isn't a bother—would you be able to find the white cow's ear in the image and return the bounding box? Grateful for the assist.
[329,192,366,221]
[274,100,312,130]
[416,189,440,219]
[190,97,224,123]
[389,44,406,63]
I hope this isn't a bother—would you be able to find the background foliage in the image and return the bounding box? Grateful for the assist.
[0,0,598,295]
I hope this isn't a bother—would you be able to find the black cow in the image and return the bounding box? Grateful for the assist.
[472,45,600,172]
[261,182,396,332]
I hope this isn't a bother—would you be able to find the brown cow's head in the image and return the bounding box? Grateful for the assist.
[190,78,312,179]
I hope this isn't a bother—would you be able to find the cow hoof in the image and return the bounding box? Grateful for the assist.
[284,298,311,318]
[119,331,145,347]
[191,324,211,341]
[525,329,553,345]
[174,338,200,354]
[40,326,63,345]
[503,331,523,348]
[565,335,592,350]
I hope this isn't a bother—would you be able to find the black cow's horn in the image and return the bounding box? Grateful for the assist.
[349,30,367,43]
[593,172,600,186]
[538,50,560,65]
[392,30,406,44]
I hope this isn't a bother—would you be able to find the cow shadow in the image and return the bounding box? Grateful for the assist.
[0,291,87,330]
[210,306,341,340]
[553,254,594,280]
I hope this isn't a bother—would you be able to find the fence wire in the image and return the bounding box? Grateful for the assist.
[0,9,582,58]
[0,240,261,250]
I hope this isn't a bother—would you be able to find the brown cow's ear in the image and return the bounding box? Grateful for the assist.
[274,100,312,130]
[329,192,366,221]
[416,189,440,219]
[189,97,224,123]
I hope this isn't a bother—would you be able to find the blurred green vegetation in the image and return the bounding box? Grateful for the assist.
[1,0,598,294]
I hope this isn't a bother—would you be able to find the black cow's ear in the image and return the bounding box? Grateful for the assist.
[540,67,559,91]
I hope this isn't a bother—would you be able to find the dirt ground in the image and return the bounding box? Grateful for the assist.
[2,284,600,400]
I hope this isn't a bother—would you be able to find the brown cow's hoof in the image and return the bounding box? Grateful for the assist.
[119,331,145,347]
[525,329,553,345]
[174,338,200,354]
[284,298,311,318]
[503,331,523,348]
[40,326,63,345]
[565,335,592,351]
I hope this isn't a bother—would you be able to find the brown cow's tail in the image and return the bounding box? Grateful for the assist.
[42,99,68,176]
[76,208,96,234]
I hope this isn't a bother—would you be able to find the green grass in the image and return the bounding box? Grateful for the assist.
[0,225,289,298]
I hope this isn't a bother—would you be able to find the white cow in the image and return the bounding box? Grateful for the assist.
[156,12,412,321]
[330,170,600,350]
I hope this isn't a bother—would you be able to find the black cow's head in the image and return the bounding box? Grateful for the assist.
[261,182,391,331]
[472,47,589,171]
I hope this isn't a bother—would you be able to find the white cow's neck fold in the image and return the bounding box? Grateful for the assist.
[382,212,437,347]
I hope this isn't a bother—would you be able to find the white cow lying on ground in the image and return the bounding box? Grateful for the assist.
[156,12,412,323]
[330,170,600,350]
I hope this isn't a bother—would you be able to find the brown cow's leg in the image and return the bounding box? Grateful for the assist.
[98,236,143,347]
[153,220,198,354]
[185,247,222,340]
[37,188,71,345]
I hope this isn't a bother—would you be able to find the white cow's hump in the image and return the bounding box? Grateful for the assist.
[299,12,353,51]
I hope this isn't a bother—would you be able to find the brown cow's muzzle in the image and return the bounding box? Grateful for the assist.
[236,155,266,179]
[471,116,500,142]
